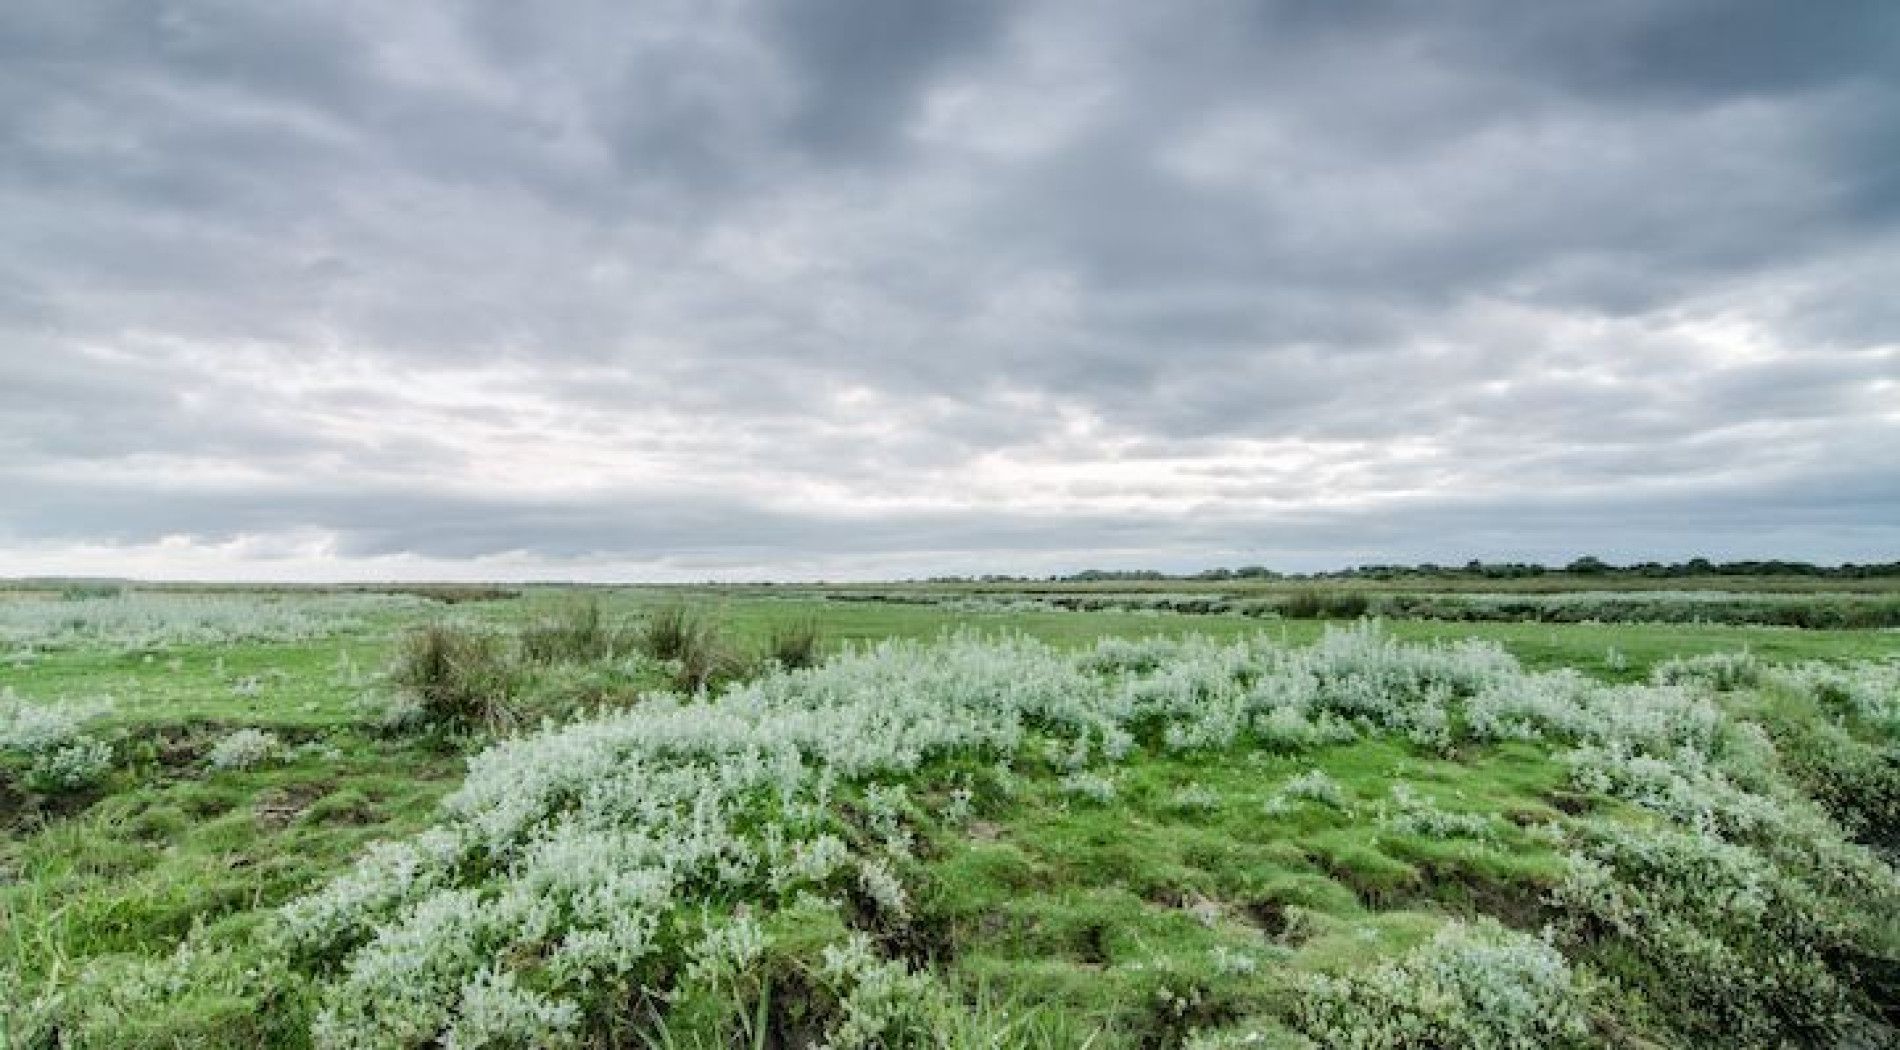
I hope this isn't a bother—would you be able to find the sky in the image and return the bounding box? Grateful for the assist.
[2,0,1897,581]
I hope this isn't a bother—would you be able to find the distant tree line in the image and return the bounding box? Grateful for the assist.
[923,558,1900,584]
[1320,557,1900,580]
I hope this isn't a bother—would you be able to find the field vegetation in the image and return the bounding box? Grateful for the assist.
[1,583,1895,1047]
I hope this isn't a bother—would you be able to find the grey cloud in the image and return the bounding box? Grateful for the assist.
[1,0,1896,576]
[767,0,1007,159]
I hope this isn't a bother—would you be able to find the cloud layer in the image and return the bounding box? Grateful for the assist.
[3,0,1897,579]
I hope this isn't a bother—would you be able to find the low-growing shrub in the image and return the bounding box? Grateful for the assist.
[1553,820,1882,1045]
[1277,590,1370,619]
[1253,706,1358,752]
[1764,713,1900,838]
[184,626,1891,1047]
[353,690,430,734]
[208,728,283,771]
[1059,771,1119,803]
[1166,783,1224,814]
[1079,635,1182,673]
[23,736,115,791]
[1,689,114,791]
[1376,783,1499,841]
[0,592,415,651]
[1295,919,1589,1048]
[1651,650,1763,691]
[1265,769,1349,813]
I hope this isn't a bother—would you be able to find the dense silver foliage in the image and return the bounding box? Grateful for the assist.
[251,627,1897,1045]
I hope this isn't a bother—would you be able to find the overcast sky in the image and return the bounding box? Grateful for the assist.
[2,1,1897,581]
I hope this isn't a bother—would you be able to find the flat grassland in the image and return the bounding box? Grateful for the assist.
[2,584,1896,1047]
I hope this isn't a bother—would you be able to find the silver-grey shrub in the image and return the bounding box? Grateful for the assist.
[1295,919,1589,1049]
[1,689,114,791]
[262,626,1897,1048]
[0,592,413,652]
[208,728,284,771]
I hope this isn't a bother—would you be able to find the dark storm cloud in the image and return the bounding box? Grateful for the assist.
[1,0,1896,577]
[766,0,1007,158]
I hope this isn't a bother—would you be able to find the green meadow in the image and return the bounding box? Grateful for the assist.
[3,586,1896,1047]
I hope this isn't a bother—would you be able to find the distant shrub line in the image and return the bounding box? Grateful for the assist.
[829,589,1900,628]
[1359,592,1900,628]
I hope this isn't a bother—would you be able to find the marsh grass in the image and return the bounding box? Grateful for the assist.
[6,591,1898,1049]
[767,616,824,670]
[640,602,702,662]
[518,597,623,664]
[388,624,519,732]
[641,602,752,691]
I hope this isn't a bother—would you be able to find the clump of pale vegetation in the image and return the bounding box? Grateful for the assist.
[208,728,283,771]
[1296,920,1589,1047]
[0,688,115,791]
[1650,649,1764,691]
[0,591,415,652]
[18,625,1899,1047]
[1264,769,1350,813]
[1165,782,1224,814]
[1375,783,1500,841]
[1059,770,1119,803]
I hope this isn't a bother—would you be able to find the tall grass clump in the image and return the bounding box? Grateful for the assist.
[767,616,823,670]
[387,624,519,732]
[518,598,622,664]
[639,602,701,662]
[640,603,747,691]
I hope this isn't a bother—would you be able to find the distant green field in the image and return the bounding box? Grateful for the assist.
[3,587,1895,1047]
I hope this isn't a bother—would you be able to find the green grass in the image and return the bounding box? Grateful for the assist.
[2,585,1894,1046]
[904,737,1574,1044]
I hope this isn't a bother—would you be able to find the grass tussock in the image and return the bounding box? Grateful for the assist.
[388,624,518,732]
[518,598,623,665]
[768,616,824,670]
[639,602,703,662]
[639,603,751,691]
